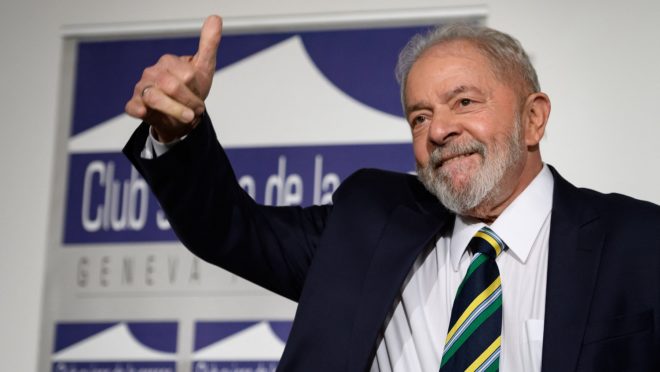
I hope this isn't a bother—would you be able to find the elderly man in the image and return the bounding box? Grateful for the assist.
[124,15,659,372]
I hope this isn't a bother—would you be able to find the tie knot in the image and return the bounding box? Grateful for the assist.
[468,226,508,259]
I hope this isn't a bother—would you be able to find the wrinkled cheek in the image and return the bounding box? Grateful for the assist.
[413,149,430,169]
[411,131,429,167]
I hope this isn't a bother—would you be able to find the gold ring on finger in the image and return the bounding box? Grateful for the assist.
[141,85,154,97]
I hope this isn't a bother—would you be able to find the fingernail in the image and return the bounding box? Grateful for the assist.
[183,109,195,122]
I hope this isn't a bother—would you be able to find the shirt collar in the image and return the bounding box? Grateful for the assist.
[449,164,554,271]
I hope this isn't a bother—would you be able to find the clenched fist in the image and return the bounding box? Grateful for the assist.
[125,15,222,143]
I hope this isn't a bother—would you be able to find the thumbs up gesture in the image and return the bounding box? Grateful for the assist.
[125,15,222,142]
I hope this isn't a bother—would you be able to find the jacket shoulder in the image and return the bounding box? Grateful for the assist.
[565,185,660,240]
[550,165,660,226]
[578,187,660,220]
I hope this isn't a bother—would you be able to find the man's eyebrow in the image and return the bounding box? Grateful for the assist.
[405,86,486,114]
[444,85,484,101]
[404,100,433,116]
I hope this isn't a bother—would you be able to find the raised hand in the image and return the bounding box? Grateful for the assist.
[125,15,223,143]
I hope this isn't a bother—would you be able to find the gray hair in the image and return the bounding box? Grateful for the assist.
[395,23,540,107]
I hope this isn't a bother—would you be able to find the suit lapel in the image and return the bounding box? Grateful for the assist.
[541,167,605,371]
[347,193,451,371]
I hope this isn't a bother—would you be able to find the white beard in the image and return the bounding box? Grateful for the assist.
[417,117,524,215]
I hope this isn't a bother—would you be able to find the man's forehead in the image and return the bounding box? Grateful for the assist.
[410,42,498,86]
[403,40,522,105]
[405,48,495,92]
[419,39,485,60]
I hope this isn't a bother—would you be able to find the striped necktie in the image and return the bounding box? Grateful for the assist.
[440,226,508,372]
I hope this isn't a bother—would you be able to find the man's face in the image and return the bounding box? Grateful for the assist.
[404,41,527,214]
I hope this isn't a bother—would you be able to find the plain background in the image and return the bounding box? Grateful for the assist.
[1,0,658,370]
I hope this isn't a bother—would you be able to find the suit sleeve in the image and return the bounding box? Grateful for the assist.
[122,114,332,301]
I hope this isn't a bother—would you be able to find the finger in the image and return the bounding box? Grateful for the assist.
[192,15,222,74]
[157,54,195,82]
[141,86,196,123]
[134,79,155,99]
[157,71,206,115]
[141,55,193,85]
[125,96,147,119]
[159,56,204,97]
[134,65,205,116]
[152,54,211,102]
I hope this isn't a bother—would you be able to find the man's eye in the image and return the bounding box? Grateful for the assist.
[412,115,428,126]
[459,98,472,106]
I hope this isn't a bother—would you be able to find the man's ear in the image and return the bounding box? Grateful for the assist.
[522,92,551,147]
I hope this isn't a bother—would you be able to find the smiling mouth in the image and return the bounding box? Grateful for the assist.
[439,152,478,166]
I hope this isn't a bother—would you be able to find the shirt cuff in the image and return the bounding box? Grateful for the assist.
[140,126,188,159]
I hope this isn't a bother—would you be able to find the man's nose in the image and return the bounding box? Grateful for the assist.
[427,113,461,146]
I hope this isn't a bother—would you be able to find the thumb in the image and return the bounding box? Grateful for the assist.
[192,15,222,73]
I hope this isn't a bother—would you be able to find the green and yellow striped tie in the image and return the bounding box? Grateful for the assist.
[440,226,507,372]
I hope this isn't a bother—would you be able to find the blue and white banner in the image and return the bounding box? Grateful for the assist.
[42,16,443,372]
[63,27,429,244]
[52,322,177,372]
[64,143,414,243]
[192,321,292,371]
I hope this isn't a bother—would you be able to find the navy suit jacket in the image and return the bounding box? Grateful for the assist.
[124,116,660,371]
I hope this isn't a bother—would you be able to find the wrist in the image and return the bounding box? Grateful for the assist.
[151,116,201,143]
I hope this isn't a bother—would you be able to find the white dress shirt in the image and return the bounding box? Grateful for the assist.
[371,165,554,372]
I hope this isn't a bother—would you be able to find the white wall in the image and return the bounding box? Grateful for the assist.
[1,0,658,370]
